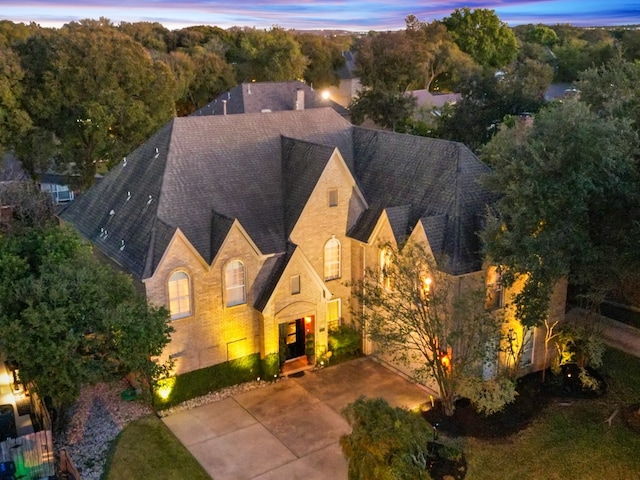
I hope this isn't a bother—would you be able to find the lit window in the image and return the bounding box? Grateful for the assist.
[291,275,301,295]
[379,247,393,290]
[328,188,338,207]
[168,271,191,319]
[226,260,246,307]
[324,237,341,280]
[485,266,503,311]
[327,299,341,331]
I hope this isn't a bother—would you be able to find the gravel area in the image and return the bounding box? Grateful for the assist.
[56,378,275,480]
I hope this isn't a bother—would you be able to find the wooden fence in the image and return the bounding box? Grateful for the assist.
[0,429,55,479]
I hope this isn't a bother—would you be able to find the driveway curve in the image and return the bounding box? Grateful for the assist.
[162,357,433,480]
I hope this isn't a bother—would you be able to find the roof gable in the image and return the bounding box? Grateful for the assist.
[254,243,331,312]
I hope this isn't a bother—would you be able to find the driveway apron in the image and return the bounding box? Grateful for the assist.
[162,357,433,480]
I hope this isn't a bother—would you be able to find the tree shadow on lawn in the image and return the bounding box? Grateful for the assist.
[423,367,607,439]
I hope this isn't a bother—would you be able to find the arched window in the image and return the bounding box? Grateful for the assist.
[168,271,192,319]
[380,247,393,290]
[226,260,246,306]
[324,237,341,281]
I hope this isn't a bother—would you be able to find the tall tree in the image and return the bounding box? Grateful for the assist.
[297,33,344,88]
[349,89,416,131]
[17,20,177,187]
[405,16,476,92]
[481,99,640,325]
[352,242,504,416]
[442,8,518,68]
[0,200,173,411]
[232,27,309,82]
[354,30,419,92]
[434,59,551,152]
[578,53,640,132]
[0,46,31,157]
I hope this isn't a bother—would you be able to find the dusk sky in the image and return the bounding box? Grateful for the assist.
[3,1,639,31]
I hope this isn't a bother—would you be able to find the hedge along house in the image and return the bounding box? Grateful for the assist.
[60,106,566,384]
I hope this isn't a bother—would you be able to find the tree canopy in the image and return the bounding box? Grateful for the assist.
[442,8,518,68]
[481,99,640,325]
[16,21,177,187]
[0,189,173,410]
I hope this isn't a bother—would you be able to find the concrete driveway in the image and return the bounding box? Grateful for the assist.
[162,357,433,480]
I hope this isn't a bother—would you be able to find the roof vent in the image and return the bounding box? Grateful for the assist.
[154,148,159,159]
[227,91,231,99]
[126,191,131,201]
[247,83,251,94]
[109,209,115,216]
[222,99,227,115]
[147,195,153,205]
[122,157,127,166]
[120,240,126,251]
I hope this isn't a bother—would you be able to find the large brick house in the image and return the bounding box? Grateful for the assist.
[60,105,565,378]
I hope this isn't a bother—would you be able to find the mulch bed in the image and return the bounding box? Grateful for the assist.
[422,368,607,439]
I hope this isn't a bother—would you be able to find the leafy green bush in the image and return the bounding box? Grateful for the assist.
[261,353,280,380]
[328,324,361,363]
[554,324,605,371]
[458,376,518,416]
[341,397,433,480]
[154,354,262,408]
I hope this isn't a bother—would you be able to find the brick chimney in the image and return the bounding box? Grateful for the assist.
[295,88,304,110]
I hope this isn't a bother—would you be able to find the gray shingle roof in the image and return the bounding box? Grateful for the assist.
[60,122,174,279]
[349,127,496,274]
[61,108,353,280]
[62,107,495,284]
[191,81,349,117]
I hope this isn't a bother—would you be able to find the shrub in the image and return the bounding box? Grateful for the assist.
[458,376,518,416]
[328,324,361,363]
[341,397,433,480]
[554,324,605,370]
[261,353,280,380]
[154,354,262,408]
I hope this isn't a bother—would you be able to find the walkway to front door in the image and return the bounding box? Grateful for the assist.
[162,357,435,480]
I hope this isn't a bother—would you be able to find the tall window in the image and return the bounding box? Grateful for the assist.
[380,247,392,290]
[327,299,341,331]
[485,266,503,311]
[324,237,341,280]
[328,188,338,207]
[290,275,301,295]
[168,271,191,319]
[225,260,246,306]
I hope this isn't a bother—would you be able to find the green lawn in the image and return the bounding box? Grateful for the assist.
[103,415,211,480]
[462,349,640,479]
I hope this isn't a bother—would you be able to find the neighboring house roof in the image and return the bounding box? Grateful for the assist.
[544,83,574,102]
[61,107,494,281]
[191,80,349,118]
[410,89,460,109]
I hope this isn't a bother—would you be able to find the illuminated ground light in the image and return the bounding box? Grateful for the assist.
[156,377,176,400]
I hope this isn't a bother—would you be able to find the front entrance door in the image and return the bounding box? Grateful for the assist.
[279,318,306,360]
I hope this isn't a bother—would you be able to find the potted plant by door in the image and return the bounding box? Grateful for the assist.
[305,333,315,365]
